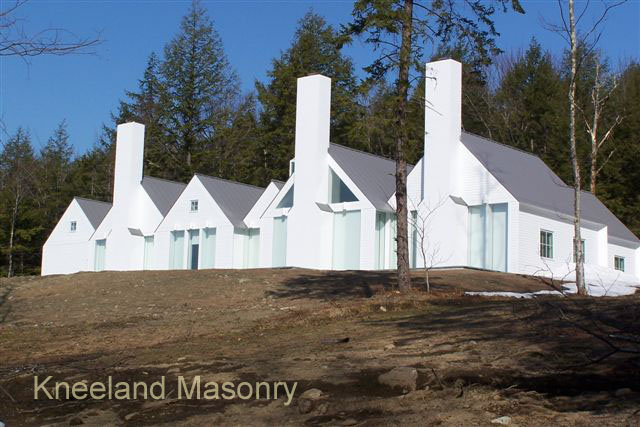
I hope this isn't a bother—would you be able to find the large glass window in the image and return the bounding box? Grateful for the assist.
[540,230,553,259]
[169,230,185,269]
[94,239,106,271]
[468,203,508,271]
[614,256,625,272]
[143,236,154,270]
[332,210,361,270]
[272,216,288,267]
[201,228,216,269]
[329,169,358,203]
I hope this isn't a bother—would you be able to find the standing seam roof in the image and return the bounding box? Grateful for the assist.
[328,143,413,211]
[460,132,639,244]
[195,174,265,228]
[141,176,187,216]
[74,197,112,229]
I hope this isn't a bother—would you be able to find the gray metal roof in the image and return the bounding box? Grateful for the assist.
[195,174,265,228]
[461,132,639,244]
[74,197,111,229]
[329,143,413,212]
[141,176,187,216]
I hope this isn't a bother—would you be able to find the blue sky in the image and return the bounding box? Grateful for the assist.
[2,0,638,155]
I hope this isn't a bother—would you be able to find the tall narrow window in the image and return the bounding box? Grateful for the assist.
[244,228,260,268]
[489,204,508,271]
[143,236,154,270]
[375,212,387,270]
[201,228,216,269]
[540,230,553,259]
[468,205,486,268]
[94,239,106,271]
[614,256,625,272]
[190,200,198,212]
[188,230,200,270]
[70,221,77,232]
[272,216,288,267]
[332,210,361,270]
[410,210,418,269]
[169,230,185,269]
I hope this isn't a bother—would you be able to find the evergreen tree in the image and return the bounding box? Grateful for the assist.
[0,129,40,276]
[255,11,361,182]
[161,0,240,180]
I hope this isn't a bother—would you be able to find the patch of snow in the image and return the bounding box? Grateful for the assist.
[466,278,638,299]
[466,290,563,299]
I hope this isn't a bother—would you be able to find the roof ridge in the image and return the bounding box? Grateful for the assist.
[74,196,112,206]
[143,175,187,186]
[194,173,265,191]
[461,131,543,160]
[330,142,415,167]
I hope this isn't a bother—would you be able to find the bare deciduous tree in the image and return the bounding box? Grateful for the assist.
[409,197,448,293]
[544,0,626,295]
[0,0,102,59]
[581,57,623,195]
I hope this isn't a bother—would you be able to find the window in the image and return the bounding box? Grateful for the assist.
[614,256,625,272]
[276,186,294,209]
[573,239,586,263]
[329,169,358,203]
[70,221,77,232]
[540,230,553,259]
[190,200,198,212]
[467,203,508,271]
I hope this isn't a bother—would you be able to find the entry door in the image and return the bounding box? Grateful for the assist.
[188,230,200,270]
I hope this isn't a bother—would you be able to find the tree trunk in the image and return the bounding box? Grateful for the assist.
[569,0,587,295]
[590,141,598,194]
[7,195,19,278]
[394,0,413,292]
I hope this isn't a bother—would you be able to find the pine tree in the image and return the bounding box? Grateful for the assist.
[0,128,40,276]
[161,0,240,180]
[255,11,361,182]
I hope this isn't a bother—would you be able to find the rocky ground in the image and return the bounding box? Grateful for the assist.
[0,268,639,426]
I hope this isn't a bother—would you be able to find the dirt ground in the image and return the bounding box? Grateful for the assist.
[1,268,639,426]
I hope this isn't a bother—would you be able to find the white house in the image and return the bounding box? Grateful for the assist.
[41,197,111,275]
[42,59,640,288]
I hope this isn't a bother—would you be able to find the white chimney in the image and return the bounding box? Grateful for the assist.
[287,74,333,269]
[423,59,462,201]
[292,74,331,206]
[113,122,145,210]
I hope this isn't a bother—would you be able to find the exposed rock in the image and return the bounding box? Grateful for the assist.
[379,306,387,312]
[300,388,323,400]
[384,343,396,351]
[298,388,325,414]
[378,367,418,393]
[491,416,512,425]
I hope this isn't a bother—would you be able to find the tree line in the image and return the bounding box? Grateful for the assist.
[2,1,638,276]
